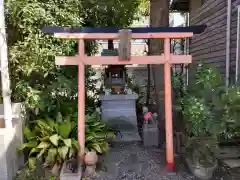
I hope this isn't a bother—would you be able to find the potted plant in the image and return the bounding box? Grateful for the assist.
[180,65,225,179]
[84,112,115,175]
[182,95,218,180]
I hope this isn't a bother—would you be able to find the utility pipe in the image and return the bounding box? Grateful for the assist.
[226,0,232,86]
[236,5,240,82]
[185,12,189,86]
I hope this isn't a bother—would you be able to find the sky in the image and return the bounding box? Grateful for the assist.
[132,12,186,27]
[170,12,186,27]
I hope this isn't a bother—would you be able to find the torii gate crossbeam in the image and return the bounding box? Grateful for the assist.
[42,25,206,171]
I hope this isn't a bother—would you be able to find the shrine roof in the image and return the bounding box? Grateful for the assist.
[42,25,206,35]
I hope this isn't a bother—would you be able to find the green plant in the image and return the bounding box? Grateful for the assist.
[182,65,224,167]
[85,112,115,154]
[182,65,225,136]
[213,86,240,139]
[182,96,215,137]
[195,64,222,90]
[187,64,222,101]
[14,166,56,180]
[181,64,240,168]
[182,95,218,167]
[20,116,78,170]
[172,68,186,122]
[6,0,141,126]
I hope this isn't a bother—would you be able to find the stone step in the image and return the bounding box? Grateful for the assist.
[111,132,141,142]
[216,147,240,159]
[60,162,82,180]
[222,159,240,168]
[216,146,240,168]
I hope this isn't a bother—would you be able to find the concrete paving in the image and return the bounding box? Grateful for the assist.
[84,141,240,180]
[84,141,194,180]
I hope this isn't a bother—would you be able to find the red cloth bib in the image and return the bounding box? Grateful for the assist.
[144,112,153,120]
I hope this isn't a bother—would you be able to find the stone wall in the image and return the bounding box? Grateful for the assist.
[0,103,25,180]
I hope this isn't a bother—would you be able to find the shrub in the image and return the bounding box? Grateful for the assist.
[20,116,78,170]
[85,112,115,154]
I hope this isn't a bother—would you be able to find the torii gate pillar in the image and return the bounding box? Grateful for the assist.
[164,38,174,169]
[78,39,85,161]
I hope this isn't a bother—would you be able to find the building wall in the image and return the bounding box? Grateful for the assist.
[189,0,240,84]
[0,103,25,180]
[189,0,227,78]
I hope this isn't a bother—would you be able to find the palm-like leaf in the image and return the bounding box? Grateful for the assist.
[20,116,78,168]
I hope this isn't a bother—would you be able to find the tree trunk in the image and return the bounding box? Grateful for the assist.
[149,0,169,144]
[146,40,151,106]
[0,0,13,128]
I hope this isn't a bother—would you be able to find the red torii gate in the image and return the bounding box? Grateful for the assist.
[42,26,206,171]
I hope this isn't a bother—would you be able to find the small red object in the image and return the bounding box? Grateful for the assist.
[144,112,153,120]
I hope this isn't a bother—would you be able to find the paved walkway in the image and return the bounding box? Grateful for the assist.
[84,141,240,180]
[85,141,195,180]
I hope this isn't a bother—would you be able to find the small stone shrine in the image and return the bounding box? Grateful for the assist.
[99,49,139,141]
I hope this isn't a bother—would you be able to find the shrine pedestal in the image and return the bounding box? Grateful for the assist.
[100,94,140,142]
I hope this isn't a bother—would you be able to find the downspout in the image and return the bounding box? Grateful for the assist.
[226,0,232,86]
[185,12,189,86]
[235,5,240,82]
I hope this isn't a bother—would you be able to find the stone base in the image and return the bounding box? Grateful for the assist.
[100,94,139,142]
[143,123,159,147]
[60,162,82,180]
[112,132,141,142]
[85,165,97,177]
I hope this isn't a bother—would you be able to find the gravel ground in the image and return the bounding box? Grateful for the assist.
[83,141,240,180]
